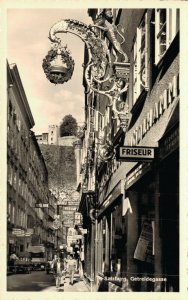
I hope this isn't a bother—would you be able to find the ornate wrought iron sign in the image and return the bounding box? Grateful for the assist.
[42,10,130,127]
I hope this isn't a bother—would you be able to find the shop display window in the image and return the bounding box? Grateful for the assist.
[100,200,123,277]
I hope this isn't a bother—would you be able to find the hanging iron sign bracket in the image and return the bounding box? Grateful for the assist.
[42,12,130,128]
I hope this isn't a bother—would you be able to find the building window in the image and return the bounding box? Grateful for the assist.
[133,13,148,105]
[8,164,13,185]
[13,170,17,189]
[18,177,21,194]
[12,204,15,223]
[17,207,20,226]
[155,9,179,63]
[133,37,138,104]
[8,101,13,117]
[13,111,17,123]
[110,203,122,275]
[17,117,21,131]
[20,245,24,252]
[155,9,167,62]
[8,202,11,221]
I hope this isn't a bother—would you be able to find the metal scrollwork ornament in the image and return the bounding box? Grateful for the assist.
[97,131,115,163]
[98,142,115,162]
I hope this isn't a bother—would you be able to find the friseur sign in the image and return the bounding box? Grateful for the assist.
[116,146,155,162]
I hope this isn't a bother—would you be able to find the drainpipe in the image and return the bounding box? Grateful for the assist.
[90,223,94,292]
[94,210,98,290]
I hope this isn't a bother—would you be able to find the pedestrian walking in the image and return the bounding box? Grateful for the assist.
[9,252,19,272]
[73,241,80,270]
[65,254,77,285]
[10,252,19,262]
[53,256,66,290]
[79,244,85,278]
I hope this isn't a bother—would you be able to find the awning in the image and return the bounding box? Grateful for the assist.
[17,251,31,258]
[27,245,45,253]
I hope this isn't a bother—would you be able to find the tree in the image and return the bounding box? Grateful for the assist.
[60,114,78,137]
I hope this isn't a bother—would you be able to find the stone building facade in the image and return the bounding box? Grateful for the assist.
[7,62,57,261]
[36,125,78,146]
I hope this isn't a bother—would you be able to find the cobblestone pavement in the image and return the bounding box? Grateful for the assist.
[7,271,90,292]
[43,275,90,292]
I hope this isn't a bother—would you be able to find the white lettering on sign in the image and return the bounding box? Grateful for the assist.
[119,147,154,160]
[63,206,77,211]
[131,74,179,146]
[35,203,49,208]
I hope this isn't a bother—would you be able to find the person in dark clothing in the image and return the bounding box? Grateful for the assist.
[73,241,80,270]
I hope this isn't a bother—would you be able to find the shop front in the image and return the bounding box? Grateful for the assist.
[119,57,180,290]
[96,180,125,291]
[79,192,97,289]
[7,233,17,261]
[122,128,179,291]
[124,161,157,291]
[121,102,179,292]
[158,113,179,291]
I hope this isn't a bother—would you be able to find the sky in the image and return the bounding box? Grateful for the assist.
[7,9,92,134]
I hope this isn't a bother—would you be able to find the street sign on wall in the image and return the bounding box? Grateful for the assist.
[74,235,83,239]
[116,146,155,162]
[67,201,79,206]
[62,210,74,214]
[12,229,25,236]
[80,229,87,234]
[35,203,49,208]
[63,206,78,211]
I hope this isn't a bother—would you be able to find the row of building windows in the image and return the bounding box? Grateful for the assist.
[7,163,48,214]
[133,8,179,105]
[7,164,17,189]
[8,201,27,229]
[8,199,38,230]
[17,206,27,228]
[8,100,21,132]
[27,189,37,208]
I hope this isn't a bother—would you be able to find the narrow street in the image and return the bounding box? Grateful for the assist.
[5,6,181,294]
[7,271,89,292]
